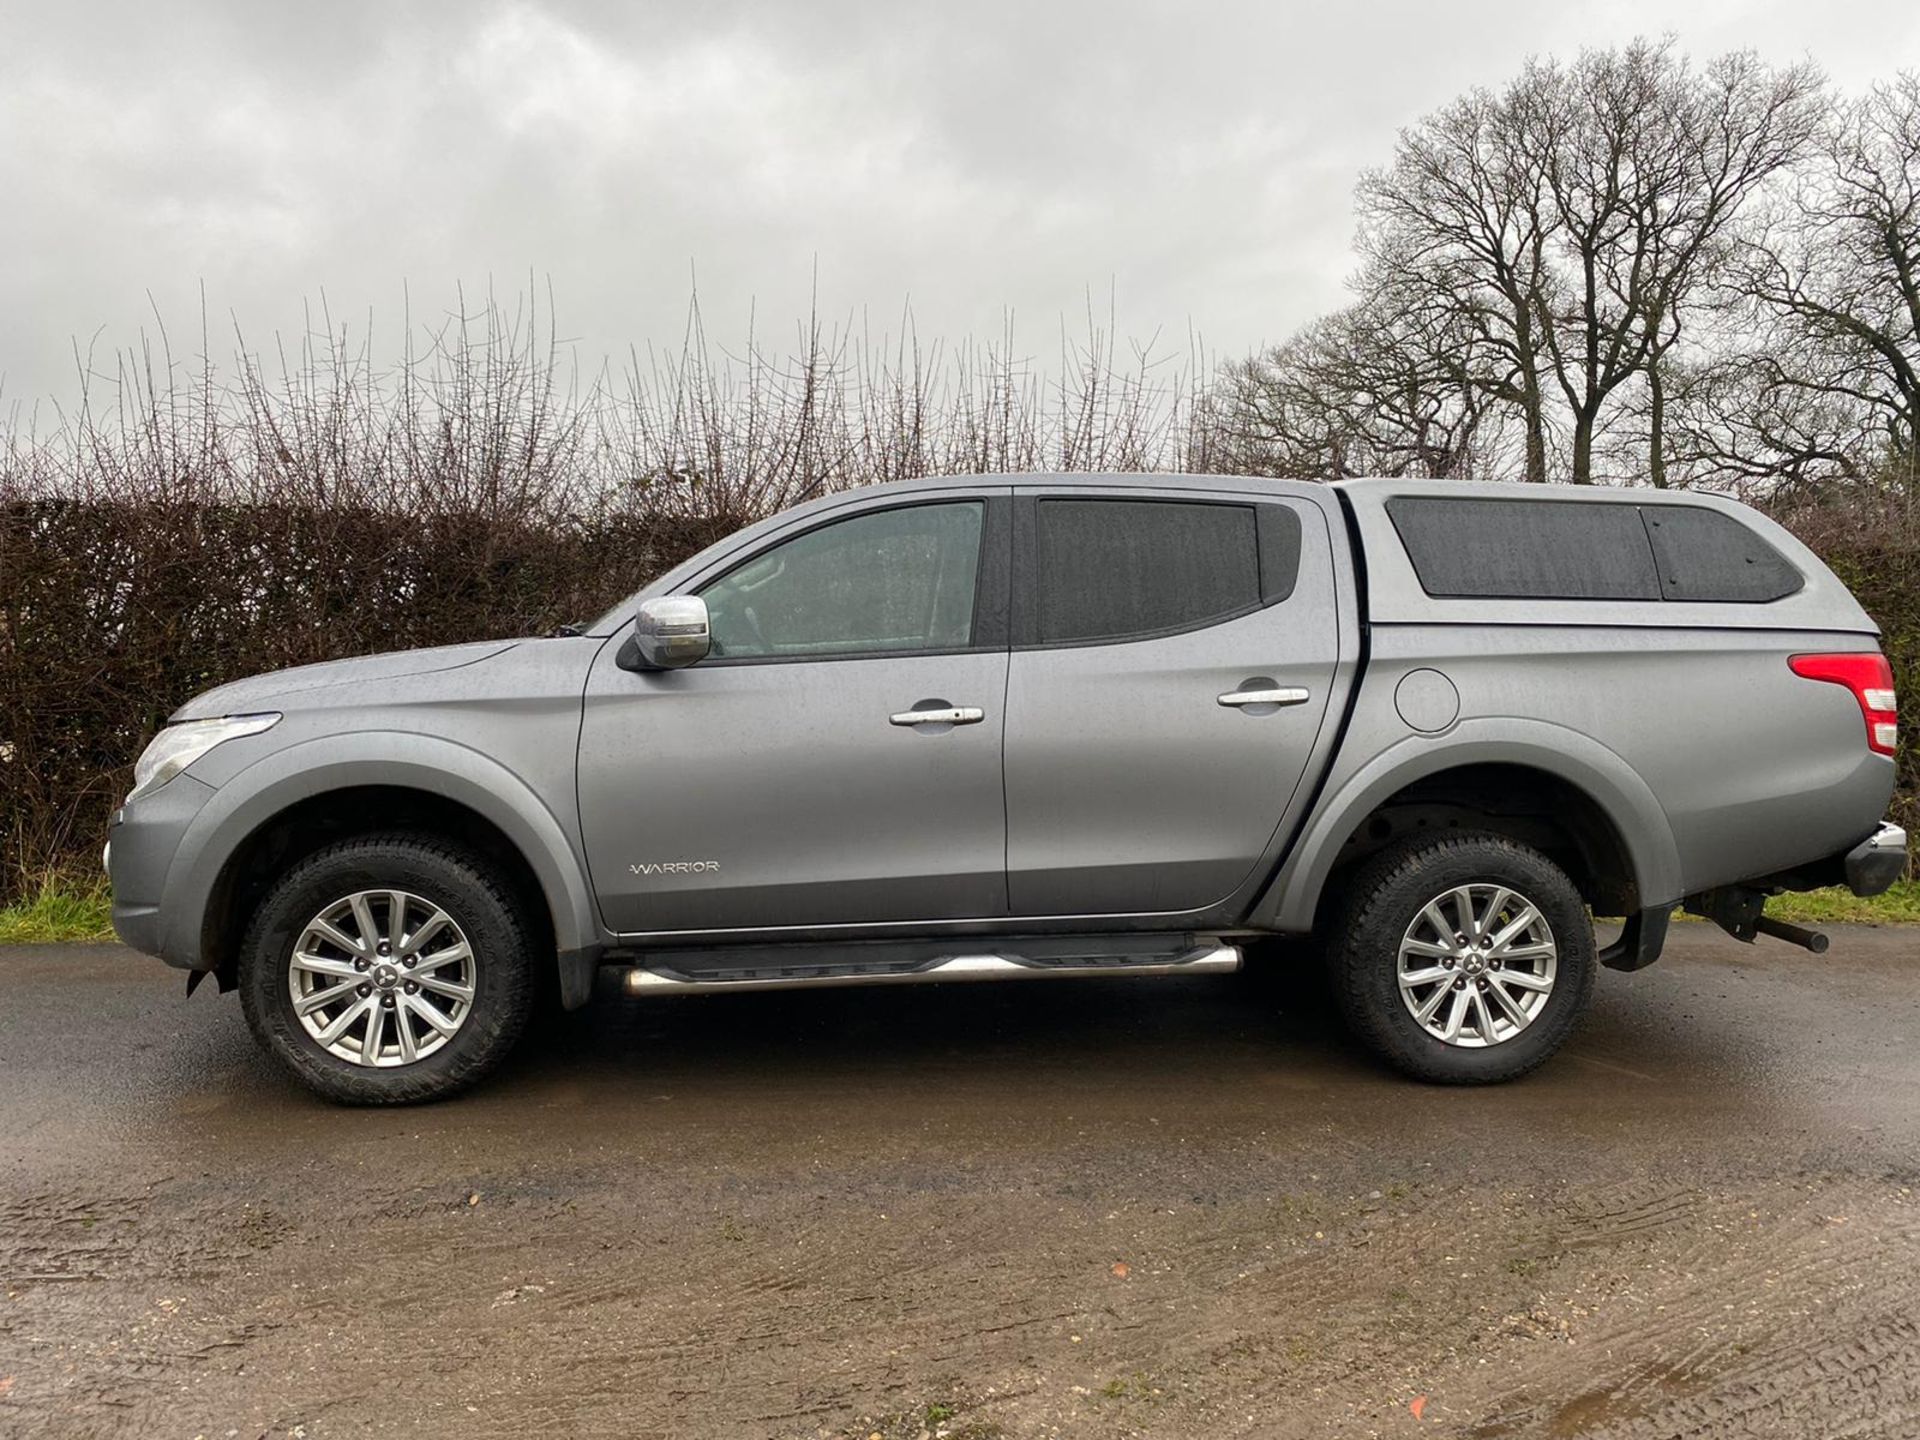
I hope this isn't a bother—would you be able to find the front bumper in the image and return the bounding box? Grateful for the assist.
[1844,821,1909,897]
[107,772,220,967]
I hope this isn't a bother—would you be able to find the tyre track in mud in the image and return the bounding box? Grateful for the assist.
[2,930,1918,1438]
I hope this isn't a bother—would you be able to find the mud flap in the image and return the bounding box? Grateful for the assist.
[1598,907,1672,972]
[186,967,236,997]
[558,947,598,1010]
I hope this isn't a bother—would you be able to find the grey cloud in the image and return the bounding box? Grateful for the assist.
[5,0,1918,406]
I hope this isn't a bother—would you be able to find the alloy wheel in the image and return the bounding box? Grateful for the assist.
[1396,882,1558,1048]
[287,890,477,1067]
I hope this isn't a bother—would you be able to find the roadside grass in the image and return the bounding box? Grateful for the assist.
[0,878,115,944]
[1760,879,1920,925]
[0,878,1914,946]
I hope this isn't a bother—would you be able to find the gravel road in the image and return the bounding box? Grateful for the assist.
[3,927,1917,1439]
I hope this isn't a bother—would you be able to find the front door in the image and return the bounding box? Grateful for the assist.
[578,494,1011,934]
[1002,489,1341,916]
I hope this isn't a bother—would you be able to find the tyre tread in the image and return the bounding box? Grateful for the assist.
[1328,830,1596,1084]
[238,832,536,1105]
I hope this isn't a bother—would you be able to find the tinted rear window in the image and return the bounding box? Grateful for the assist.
[1644,506,1803,603]
[1036,499,1261,643]
[1386,497,1660,600]
[1386,497,1802,604]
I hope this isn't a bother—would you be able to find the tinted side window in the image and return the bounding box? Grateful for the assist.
[1644,506,1803,603]
[1035,499,1261,644]
[1387,497,1661,600]
[699,502,984,659]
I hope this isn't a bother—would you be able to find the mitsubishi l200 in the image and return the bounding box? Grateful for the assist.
[107,476,1907,1102]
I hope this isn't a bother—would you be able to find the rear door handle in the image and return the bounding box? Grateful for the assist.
[1217,687,1311,708]
[890,706,986,726]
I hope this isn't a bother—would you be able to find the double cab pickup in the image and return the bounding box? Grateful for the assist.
[108,476,1907,1102]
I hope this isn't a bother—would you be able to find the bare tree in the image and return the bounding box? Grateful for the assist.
[1357,86,1558,481]
[1657,351,1881,492]
[1357,41,1821,485]
[1220,276,1497,479]
[1540,45,1822,484]
[1725,73,1920,491]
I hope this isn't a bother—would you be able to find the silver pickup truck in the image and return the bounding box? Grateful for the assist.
[107,475,1907,1103]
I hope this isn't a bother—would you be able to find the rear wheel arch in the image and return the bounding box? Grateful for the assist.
[1253,726,1682,934]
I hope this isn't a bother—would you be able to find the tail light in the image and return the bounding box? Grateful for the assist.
[1790,652,1898,756]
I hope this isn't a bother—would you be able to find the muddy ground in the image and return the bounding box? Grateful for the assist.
[2,927,1918,1439]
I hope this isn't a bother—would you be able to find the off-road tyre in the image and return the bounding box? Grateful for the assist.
[239,833,537,1104]
[1328,831,1596,1084]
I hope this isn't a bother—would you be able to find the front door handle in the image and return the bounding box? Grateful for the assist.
[890,706,986,727]
[1217,687,1311,708]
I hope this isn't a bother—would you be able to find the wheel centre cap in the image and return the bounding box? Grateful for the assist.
[1463,954,1486,975]
[372,963,399,990]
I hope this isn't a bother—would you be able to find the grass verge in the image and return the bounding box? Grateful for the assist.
[0,879,116,944]
[0,879,1915,947]
[1759,879,1920,925]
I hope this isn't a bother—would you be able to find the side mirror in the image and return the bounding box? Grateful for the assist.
[630,596,711,670]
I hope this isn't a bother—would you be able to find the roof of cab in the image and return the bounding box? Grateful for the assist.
[601,470,1876,636]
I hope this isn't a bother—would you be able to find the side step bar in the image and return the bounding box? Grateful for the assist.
[621,942,1242,996]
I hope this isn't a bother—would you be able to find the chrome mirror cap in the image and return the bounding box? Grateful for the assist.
[631,596,711,669]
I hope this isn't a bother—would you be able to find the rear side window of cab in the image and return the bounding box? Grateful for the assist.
[1385,497,1804,604]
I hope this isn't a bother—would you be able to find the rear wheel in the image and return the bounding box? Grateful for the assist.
[1329,832,1595,1083]
[239,834,537,1104]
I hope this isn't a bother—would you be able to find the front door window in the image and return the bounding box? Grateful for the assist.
[700,502,986,660]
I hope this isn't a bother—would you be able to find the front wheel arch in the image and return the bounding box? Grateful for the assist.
[162,738,604,1005]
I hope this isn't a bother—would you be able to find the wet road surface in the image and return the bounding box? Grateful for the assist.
[2,926,1918,1439]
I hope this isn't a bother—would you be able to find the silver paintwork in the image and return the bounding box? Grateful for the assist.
[1396,883,1557,1048]
[1000,484,1344,919]
[1249,620,1894,930]
[631,595,711,669]
[106,472,1902,1013]
[288,889,476,1067]
[622,942,1241,995]
[580,649,1011,931]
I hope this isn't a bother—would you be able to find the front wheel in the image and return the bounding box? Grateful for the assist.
[1329,832,1595,1083]
[239,834,537,1104]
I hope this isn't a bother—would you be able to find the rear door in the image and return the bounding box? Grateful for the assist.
[577,493,1012,934]
[1002,487,1341,916]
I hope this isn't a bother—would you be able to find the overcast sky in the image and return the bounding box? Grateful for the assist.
[6,0,1919,408]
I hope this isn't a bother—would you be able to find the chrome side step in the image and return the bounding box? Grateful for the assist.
[620,942,1242,996]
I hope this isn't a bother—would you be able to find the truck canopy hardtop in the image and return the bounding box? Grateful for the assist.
[1334,476,1877,634]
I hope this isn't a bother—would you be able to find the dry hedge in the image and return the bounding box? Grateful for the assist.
[5,488,1914,903]
[1,301,1911,901]
[0,495,739,885]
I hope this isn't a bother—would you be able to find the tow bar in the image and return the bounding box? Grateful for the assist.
[1752,916,1830,953]
[1687,887,1830,954]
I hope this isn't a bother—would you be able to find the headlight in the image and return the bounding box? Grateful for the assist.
[128,714,281,802]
